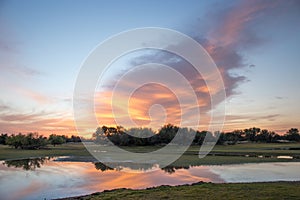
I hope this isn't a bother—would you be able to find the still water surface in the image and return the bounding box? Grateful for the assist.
[0,157,299,200]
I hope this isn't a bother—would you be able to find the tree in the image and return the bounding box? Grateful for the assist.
[173,128,195,145]
[244,127,260,142]
[126,127,154,146]
[93,127,108,144]
[286,128,300,142]
[158,124,179,144]
[0,133,8,145]
[194,131,207,145]
[6,133,47,149]
[6,133,26,149]
[256,129,276,143]
[48,134,65,146]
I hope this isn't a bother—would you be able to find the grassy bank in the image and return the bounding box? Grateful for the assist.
[0,143,90,160]
[59,181,300,200]
[1,143,300,166]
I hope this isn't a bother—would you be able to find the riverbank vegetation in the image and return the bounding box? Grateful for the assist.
[0,133,81,149]
[93,125,300,146]
[1,125,299,150]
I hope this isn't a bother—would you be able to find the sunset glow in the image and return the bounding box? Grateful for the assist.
[0,0,299,136]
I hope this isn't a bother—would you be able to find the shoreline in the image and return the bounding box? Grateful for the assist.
[1,142,300,166]
[56,181,300,200]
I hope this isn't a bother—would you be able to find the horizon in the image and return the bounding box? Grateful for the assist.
[1,124,298,138]
[1,0,300,136]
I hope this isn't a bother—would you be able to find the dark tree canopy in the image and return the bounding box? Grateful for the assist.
[92,125,300,146]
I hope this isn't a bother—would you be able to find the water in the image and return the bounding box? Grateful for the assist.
[0,158,300,200]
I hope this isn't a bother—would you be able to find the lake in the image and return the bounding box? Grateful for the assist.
[0,157,300,200]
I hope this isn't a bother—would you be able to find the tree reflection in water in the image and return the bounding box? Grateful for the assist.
[162,165,190,174]
[94,161,191,174]
[94,162,155,172]
[94,162,114,171]
[3,157,192,173]
[3,157,51,170]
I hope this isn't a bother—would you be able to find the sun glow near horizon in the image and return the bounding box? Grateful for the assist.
[0,0,299,137]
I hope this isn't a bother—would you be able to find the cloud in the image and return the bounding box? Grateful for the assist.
[275,96,286,100]
[0,110,76,135]
[0,58,42,78]
[14,65,42,77]
[205,0,275,48]
[0,102,10,111]
[95,83,182,129]
[226,114,281,122]
[4,84,52,105]
[93,0,300,131]
[18,88,51,104]
[0,18,42,77]
[2,0,299,135]
[223,113,283,132]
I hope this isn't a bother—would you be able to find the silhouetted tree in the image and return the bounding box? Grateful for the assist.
[6,133,47,149]
[286,128,300,142]
[193,131,207,145]
[0,133,8,145]
[91,125,300,146]
[244,127,261,142]
[158,124,179,144]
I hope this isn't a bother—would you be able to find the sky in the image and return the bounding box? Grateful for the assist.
[0,0,299,136]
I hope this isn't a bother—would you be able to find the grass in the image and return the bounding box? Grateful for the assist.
[112,143,300,166]
[0,143,300,166]
[0,143,90,160]
[60,181,300,200]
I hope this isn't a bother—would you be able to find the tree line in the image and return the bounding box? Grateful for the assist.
[93,124,300,146]
[1,125,299,149]
[0,133,81,149]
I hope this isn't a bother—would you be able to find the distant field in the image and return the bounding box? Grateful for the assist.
[60,181,300,200]
[1,143,300,165]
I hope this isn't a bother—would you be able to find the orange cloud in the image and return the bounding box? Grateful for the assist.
[94,73,220,133]
[209,1,278,47]
[0,111,77,136]
[95,83,182,130]
[21,89,50,104]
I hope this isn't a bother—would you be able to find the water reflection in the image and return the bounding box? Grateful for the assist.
[2,157,194,174]
[1,158,300,200]
[94,162,159,172]
[93,162,204,174]
[93,161,193,174]
[1,158,177,174]
[94,162,114,171]
[0,159,217,200]
[162,165,190,174]
[3,157,51,170]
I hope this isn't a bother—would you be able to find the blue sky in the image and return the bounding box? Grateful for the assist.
[0,0,299,135]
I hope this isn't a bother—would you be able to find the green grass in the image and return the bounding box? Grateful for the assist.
[0,143,90,160]
[172,154,299,166]
[60,181,300,200]
[1,143,300,166]
[121,143,300,166]
[121,143,300,155]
